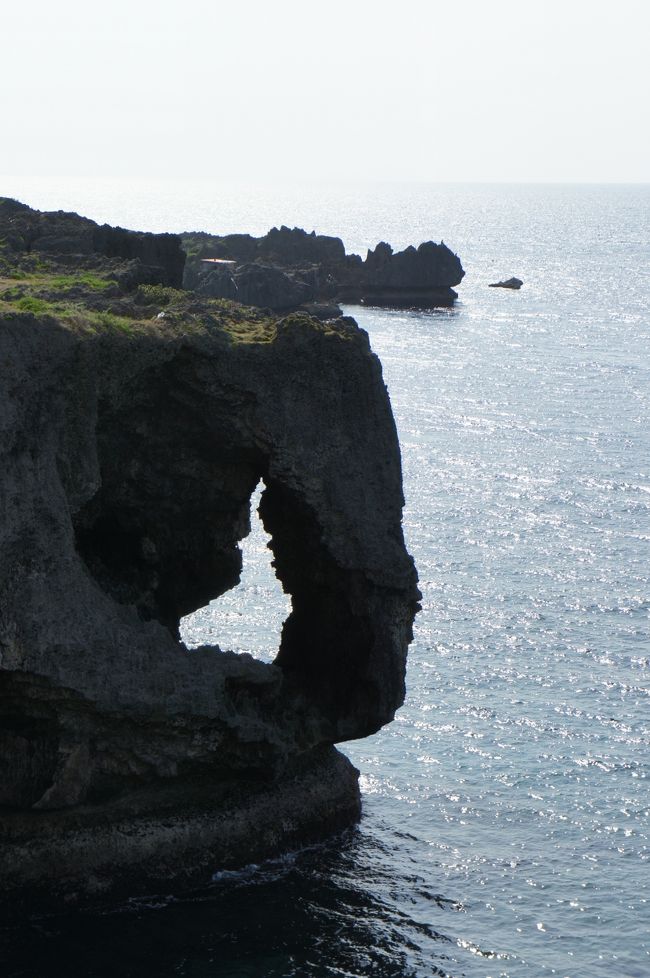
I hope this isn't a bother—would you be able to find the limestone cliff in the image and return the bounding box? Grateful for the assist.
[0,200,419,908]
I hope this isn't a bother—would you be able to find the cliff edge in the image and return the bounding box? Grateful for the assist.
[0,199,419,909]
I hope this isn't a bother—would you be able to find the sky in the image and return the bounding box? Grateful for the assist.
[2,0,649,184]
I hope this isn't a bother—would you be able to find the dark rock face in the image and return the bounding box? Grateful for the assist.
[195,261,318,310]
[0,200,419,906]
[489,277,523,289]
[0,196,185,288]
[185,225,346,267]
[301,301,344,321]
[358,240,463,306]
[184,225,464,311]
[233,263,315,309]
[2,746,360,914]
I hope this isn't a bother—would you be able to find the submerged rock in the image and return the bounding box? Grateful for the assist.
[0,199,419,908]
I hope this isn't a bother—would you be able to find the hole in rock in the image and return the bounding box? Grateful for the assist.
[179,481,290,662]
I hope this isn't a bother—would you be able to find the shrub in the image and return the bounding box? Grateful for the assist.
[135,283,183,307]
[15,296,52,315]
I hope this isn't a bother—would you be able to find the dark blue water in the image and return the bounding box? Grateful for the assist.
[2,181,649,977]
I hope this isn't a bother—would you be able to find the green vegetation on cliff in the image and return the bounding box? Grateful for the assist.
[0,197,364,347]
[0,264,354,346]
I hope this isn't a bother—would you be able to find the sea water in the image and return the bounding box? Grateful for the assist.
[1,180,648,977]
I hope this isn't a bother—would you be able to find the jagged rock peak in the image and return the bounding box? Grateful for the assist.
[184,223,465,311]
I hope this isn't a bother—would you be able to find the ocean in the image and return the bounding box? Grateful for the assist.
[1,179,648,977]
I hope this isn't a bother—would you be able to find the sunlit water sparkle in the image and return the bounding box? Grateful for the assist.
[1,181,649,978]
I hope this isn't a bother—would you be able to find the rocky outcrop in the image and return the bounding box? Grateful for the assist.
[195,261,319,310]
[0,200,419,907]
[1,746,360,913]
[301,301,344,321]
[489,277,523,290]
[357,240,464,306]
[184,225,347,268]
[0,197,185,288]
[184,225,464,311]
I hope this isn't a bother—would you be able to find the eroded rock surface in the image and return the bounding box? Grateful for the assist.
[0,200,419,906]
[184,224,465,310]
[0,197,184,288]
[360,240,465,306]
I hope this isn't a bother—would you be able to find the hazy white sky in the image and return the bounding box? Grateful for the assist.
[2,0,649,184]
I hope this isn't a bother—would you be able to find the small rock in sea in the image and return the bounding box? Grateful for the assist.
[489,277,523,289]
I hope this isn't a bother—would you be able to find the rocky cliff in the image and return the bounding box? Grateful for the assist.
[0,197,184,288]
[0,200,419,909]
[183,225,465,311]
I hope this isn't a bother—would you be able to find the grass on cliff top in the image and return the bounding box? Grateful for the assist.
[0,268,116,290]
[0,272,144,336]
[48,272,116,291]
[0,272,351,345]
[131,286,279,343]
[2,294,138,335]
[0,274,278,343]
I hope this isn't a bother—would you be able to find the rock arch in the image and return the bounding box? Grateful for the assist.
[1,313,419,808]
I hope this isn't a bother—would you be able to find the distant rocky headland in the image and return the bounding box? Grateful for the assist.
[0,198,421,911]
[183,225,465,312]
